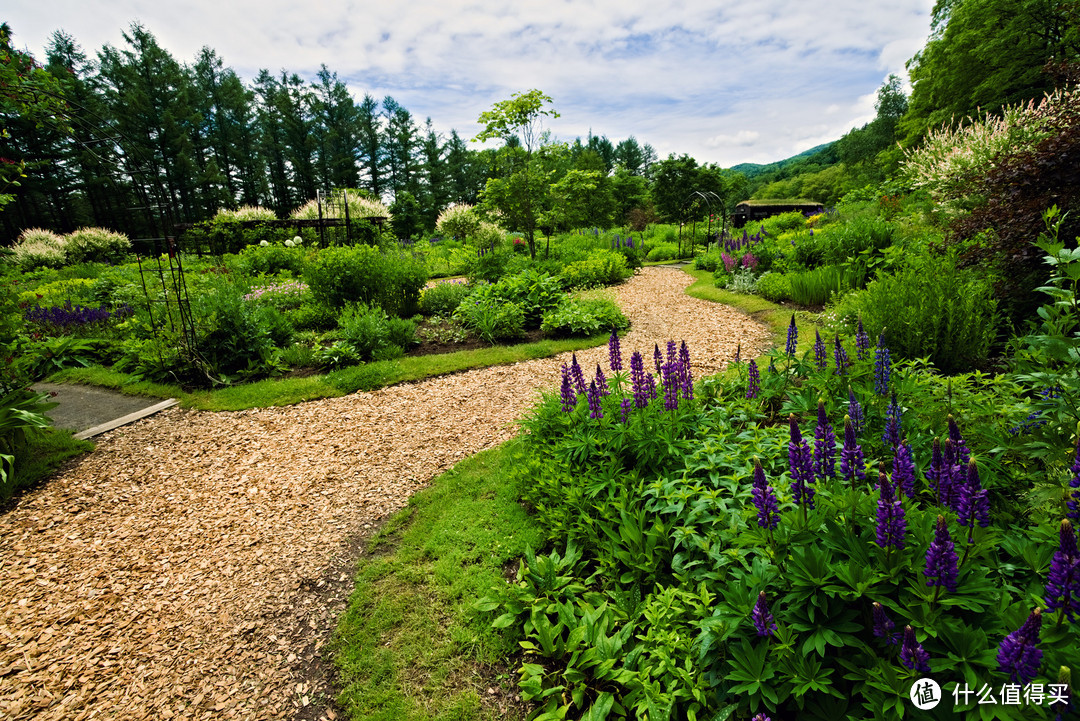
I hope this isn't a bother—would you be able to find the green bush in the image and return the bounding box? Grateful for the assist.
[290,299,339,331]
[760,210,807,235]
[834,251,998,372]
[753,271,791,302]
[454,296,525,344]
[559,250,631,290]
[419,279,471,316]
[540,297,630,337]
[694,249,720,272]
[229,244,307,277]
[304,245,427,316]
[646,243,679,262]
[189,277,284,381]
[338,303,417,361]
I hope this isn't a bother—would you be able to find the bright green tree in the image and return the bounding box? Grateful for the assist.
[474,89,559,258]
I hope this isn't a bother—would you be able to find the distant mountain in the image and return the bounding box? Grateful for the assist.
[729,142,837,178]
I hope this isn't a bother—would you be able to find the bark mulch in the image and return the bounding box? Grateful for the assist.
[0,267,770,721]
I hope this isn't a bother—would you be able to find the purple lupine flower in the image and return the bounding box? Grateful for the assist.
[874,335,891,396]
[926,438,946,504]
[654,343,663,375]
[1069,436,1080,523]
[587,380,603,420]
[595,364,610,396]
[570,353,587,395]
[813,400,836,482]
[608,329,622,372]
[746,359,760,400]
[872,602,898,644]
[924,515,959,593]
[662,361,680,412]
[813,330,827,371]
[785,314,798,356]
[848,387,864,435]
[840,416,866,483]
[892,441,916,498]
[733,342,741,365]
[948,415,972,467]
[997,609,1043,685]
[855,318,871,360]
[940,438,960,511]
[630,351,650,409]
[560,365,577,413]
[646,372,658,401]
[752,459,780,531]
[1045,519,1080,622]
[882,393,902,450]
[789,414,816,510]
[875,471,906,550]
[957,459,991,530]
[900,626,931,673]
[834,335,849,375]
[619,397,633,424]
[679,341,693,400]
[751,591,777,637]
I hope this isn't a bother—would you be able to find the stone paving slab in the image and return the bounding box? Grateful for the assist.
[31,382,178,438]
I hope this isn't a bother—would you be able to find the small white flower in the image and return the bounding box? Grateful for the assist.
[259,240,269,247]
[293,235,303,245]
[285,239,295,247]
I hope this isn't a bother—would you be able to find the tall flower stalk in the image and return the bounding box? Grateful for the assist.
[789,414,816,517]
[997,609,1043,685]
[874,335,891,396]
[855,318,870,360]
[785,314,798,356]
[746,359,760,400]
[875,471,906,553]
[925,515,959,601]
[751,591,777,638]
[834,335,849,375]
[1045,519,1080,626]
[900,626,931,673]
[813,330,827,371]
[752,458,780,532]
[840,416,866,483]
[1067,430,1080,523]
[813,400,836,483]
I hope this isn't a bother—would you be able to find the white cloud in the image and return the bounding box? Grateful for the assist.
[6,0,935,166]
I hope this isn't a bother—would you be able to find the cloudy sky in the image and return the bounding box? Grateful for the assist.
[6,0,934,167]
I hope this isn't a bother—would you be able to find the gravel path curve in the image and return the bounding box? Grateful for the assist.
[0,267,770,720]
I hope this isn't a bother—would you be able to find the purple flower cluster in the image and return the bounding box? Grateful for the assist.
[741,252,758,270]
[872,602,898,644]
[997,609,1043,685]
[840,416,866,483]
[924,515,959,593]
[751,591,777,637]
[900,626,931,673]
[882,393,902,449]
[892,441,916,498]
[847,387,864,434]
[25,301,133,332]
[570,353,587,395]
[746,359,760,400]
[789,415,816,510]
[752,459,780,531]
[1045,519,1080,622]
[957,459,991,530]
[874,335,891,396]
[813,401,836,482]
[587,380,603,419]
[608,329,622,372]
[875,471,906,550]
[595,364,610,396]
[630,351,650,409]
[619,398,633,424]
[813,330,827,371]
[721,251,736,273]
[560,365,577,413]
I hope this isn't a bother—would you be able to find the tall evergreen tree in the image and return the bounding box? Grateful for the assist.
[313,65,360,193]
[356,93,385,196]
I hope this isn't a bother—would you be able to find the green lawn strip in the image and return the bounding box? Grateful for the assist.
[4,428,94,502]
[47,333,608,412]
[333,440,542,721]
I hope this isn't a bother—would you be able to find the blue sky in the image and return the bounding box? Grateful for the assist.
[6,0,935,167]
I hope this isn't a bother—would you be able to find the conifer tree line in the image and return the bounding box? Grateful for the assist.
[0,23,663,243]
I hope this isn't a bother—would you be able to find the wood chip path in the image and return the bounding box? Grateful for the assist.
[0,267,770,720]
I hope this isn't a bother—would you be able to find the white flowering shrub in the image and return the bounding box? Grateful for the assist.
[290,194,390,220]
[65,227,132,265]
[436,204,480,240]
[11,228,67,270]
[214,205,277,222]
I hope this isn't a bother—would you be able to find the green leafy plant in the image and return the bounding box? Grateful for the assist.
[540,297,629,338]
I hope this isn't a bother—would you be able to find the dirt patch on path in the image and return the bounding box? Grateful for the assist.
[0,267,770,720]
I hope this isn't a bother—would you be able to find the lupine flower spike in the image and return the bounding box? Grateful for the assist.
[813,330,827,370]
[746,359,760,400]
[998,609,1043,685]
[948,415,972,467]
[834,335,849,375]
[892,441,916,498]
[1067,428,1080,523]
[619,397,633,424]
[874,334,891,396]
[926,438,945,504]
[900,626,931,673]
[855,318,870,360]
[751,591,777,637]
[958,458,991,533]
[653,343,663,375]
[813,400,836,482]
[840,416,866,483]
[559,365,576,413]
[882,393,902,450]
[733,342,741,365]
[872,602,898,644]
[608,329,622,373]
[595,364,610,396]
[570,353,587,395]
[751,458,780,531]
[789,414,816,511]
[630,351,649,409]
[847,387,864,434]
[679,341,693,400]
[875,471,906,550]
[785,314,798,356]
[1045,519,1080,624]
[662,361,680,412]
[586,380,603,420]
[924,515,959,594]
